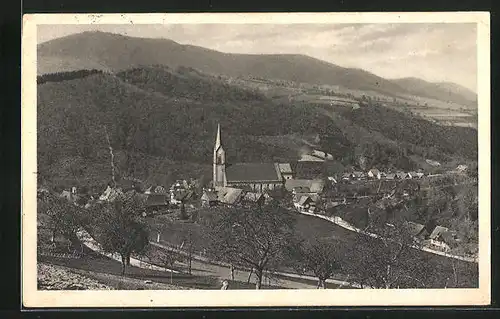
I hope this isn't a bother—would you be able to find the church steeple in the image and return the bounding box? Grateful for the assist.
[213,123,226,188]
[215,123,222,151]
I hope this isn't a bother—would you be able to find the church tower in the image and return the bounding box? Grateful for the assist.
[213,123,226,188]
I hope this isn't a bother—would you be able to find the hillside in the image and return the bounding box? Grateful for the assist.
[38,31,476,106]
[37,67,477,192]
[392,77,477,108]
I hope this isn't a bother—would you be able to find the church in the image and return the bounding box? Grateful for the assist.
[213,124,293,192]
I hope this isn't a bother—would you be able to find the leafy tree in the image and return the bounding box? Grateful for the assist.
[201,202,297,289]
[90,192,150,275]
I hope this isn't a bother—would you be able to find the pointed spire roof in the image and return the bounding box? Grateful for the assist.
[215,123,222,149]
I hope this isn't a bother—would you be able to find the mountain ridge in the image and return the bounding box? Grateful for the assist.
[37,31,476,107]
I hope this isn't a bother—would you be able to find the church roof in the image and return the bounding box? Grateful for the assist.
[225,163,282,182]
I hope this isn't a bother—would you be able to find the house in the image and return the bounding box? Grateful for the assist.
[341,173,351,182]
[405,221,428,239]
[60,190,80,204]
[278,163,294,180]
[294,195,316,211]
[285,179,325,194]
[456,164,468,172]
[217,187,244,206]
[439,231,461,249]
[352,171,365,180]
[292,186,311,194]
[426,159,441,167]
[385,173,396,180]
[170,190,195,205]
[416,172,425,178]
[299,154,325,162]
[395,172,407,180]
[116,178,143,193]
[201,191,218,208]
[98,186,124,202]
[145,185,167,195]
[406,171,417,179]
[145,194,169,213]
[327,176,338,184]
[428,225,452,250]
[367,168,382,180]
[312,150,334,161]
[242,192,265,206]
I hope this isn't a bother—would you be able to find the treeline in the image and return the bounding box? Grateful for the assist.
[37,69,104,84]
[344,105,477,160]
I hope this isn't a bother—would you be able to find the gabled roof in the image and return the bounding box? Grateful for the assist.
[395,172,407,178]
[385,173,396,179]
[429,225,449,240]
[225,163,282,182]
[405,221,426,237]
[285,179,324,193]
[299,154,325,162]
[243,192,265,202]
[201,191,218,202]
[297,195,314,206]
[146,194,169,206]
[217,187,244,205]
[440,231,460,246]
[145,185,167,194]
[368,168,380,175]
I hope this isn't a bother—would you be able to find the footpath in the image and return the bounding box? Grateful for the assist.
[297,211,478,263]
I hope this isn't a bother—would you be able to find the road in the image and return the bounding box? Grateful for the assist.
[150,241,358,289]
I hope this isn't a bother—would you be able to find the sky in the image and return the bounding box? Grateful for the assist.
[38,23,477,92]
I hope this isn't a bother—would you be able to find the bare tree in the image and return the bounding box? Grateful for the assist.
[291,238,344,289]
[202,202,297,289]
[346,220,427,289]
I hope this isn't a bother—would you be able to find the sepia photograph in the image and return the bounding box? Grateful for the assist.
[21,12,490,307]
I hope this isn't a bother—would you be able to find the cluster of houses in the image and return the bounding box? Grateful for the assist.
[328,164,469,184]
[334,168,425,183]
[47,177,199,216]
[405,221,462,253]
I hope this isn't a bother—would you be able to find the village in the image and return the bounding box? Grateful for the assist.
[43,124,475,264]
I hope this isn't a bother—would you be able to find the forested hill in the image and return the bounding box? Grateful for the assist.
[38,31,476,107]
[37,66,477,190]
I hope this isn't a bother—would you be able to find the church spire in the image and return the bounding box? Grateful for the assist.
[215,123,222,150]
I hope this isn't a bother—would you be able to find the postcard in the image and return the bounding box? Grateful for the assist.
[22,12,490,307]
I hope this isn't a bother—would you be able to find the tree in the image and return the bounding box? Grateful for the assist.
[346,221,429,289]
[202,202,297,289]
[90,192,150,275]
[291,238,344,289]
[145,247,181,284]
[37,193,80,244]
